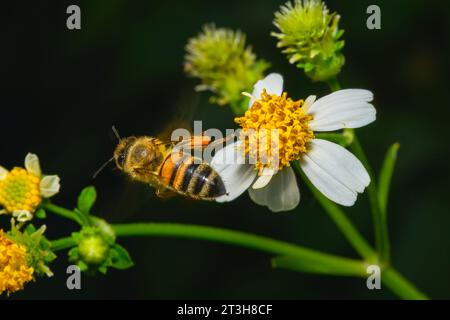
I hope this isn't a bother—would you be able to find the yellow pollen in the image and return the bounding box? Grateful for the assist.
[235,89,314,173]
[0,167,42,214]
[0,230,34,295]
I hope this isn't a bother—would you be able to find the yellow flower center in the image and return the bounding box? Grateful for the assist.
[0,230,34,295]
[235,89,314,173]
[0,167,41,213]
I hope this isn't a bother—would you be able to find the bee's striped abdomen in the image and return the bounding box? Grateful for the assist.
[159,153,226,199]
[181,162,226,199]
[159,151,184,186]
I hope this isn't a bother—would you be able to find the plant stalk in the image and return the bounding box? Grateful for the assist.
[46,207,425,299]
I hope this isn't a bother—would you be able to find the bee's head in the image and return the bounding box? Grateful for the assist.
[114,137,137,171]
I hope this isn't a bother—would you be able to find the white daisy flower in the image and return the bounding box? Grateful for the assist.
[0,153,61,221]
[211,73,375,212]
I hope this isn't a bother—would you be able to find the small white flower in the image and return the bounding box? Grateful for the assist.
[0,154,61,216]
[211,73,375,212]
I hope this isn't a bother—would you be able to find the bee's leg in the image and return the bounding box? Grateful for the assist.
[155,187,177,199]
[174,135,211,151]
[188,133,237,150]
[174,133,236,156]
[204,133,237,150]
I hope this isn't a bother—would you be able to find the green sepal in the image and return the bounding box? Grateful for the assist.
[77,260,89,272]
[24,223,37,234]
[98,265,108,274]
[35,208,47,219]
[109,244,134,270]
[68,247,79,259]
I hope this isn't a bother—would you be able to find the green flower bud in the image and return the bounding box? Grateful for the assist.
[78,234,109,265]
[69,225,133,274]
[71,227,109,267]
[184,24,270,114]
[272,0,345,82]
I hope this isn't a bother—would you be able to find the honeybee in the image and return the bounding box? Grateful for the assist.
[105,128,228,201]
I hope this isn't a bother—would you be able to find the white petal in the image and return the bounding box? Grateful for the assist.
[248,167,300,212]
[252,168,275,189]
[302,95,316,113]
[25,153,42,177]
[40,175,61,198]
[0,166,9,180]
[300,139,370,206]
[13,210,33,222]
[307,89,376,131]
[249,73,284,108]
[211,142,257,202]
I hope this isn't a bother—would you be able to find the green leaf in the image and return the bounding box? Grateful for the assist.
[378,143,400,217]
[109,244,134,270]
[77,186,97,214]
[272,255,366,277]
[35,208,47,219]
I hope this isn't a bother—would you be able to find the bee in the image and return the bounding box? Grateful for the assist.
[104,128,227,201]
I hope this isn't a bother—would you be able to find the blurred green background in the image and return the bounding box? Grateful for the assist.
[2,0,450,299]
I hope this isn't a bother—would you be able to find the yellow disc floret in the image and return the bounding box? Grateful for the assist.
[235,89,314,173]
[0,167,42,213]
[0,230,34,295]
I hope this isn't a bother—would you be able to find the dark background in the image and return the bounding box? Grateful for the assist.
[2,0,450,299]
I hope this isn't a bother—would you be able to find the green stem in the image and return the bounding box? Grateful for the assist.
[51,236,76,251]
[46,203,427,299]
[293,161,377,263]
[350,134,390,263]
[112,223,428,299]
[48,217,428,299]
[111,223,366,277]
[382,268,428,300]
[41,202,82,225]
[327,77,341,91]
[378,143,400,219]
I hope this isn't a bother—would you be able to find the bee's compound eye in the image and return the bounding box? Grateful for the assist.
[118,152,126,167]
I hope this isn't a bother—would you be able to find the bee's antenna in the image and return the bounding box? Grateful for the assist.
[112,125,121,141]
[92,157,115,179]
